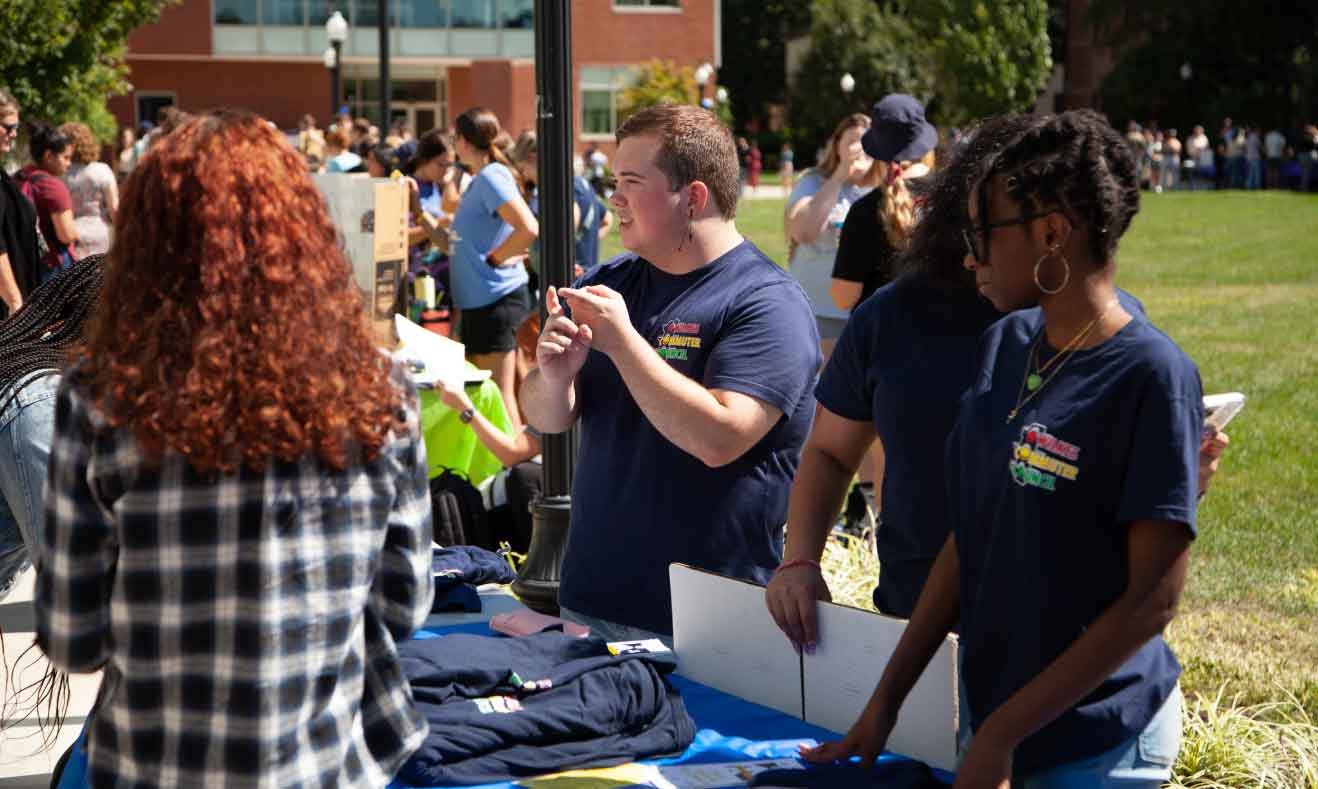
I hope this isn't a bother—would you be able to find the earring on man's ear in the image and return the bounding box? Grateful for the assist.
[678,206,694,252]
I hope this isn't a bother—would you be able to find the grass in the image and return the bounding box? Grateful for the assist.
[604,188,1318,783]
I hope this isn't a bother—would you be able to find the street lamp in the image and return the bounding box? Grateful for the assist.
[1180,62,1193,81]
[694,62,713,104]
[840,72,856,99]
[325,10,348,122]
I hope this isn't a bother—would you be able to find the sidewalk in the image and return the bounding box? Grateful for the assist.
[740,185,789,199]
[0,569,100,788]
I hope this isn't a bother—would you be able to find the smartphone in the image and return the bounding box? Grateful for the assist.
[1203,392,1246,435]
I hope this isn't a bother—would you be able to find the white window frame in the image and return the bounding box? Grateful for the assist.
[612,0,682,12]
[580,66,638,141]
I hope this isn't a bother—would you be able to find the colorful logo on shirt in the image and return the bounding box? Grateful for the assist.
[1009,422,1081,492]
[473,696,523,714]
[656,320,702,361]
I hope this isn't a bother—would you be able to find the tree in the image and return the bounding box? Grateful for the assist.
[717,0,813,132]
[1086,0,1318,132]
[787,0,1052,166]
[788,0,934,164]
[0,0,179,141]
[911,0,1053,127]
[617,59,733,128]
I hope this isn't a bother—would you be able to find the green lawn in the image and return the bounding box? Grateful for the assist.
[603,190,1318,718]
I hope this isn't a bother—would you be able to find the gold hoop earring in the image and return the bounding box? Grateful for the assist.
[1033,249,1070,295]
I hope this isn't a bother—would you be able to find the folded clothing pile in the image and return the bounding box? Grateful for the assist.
[430,545,517,613]
[396,630,696,786]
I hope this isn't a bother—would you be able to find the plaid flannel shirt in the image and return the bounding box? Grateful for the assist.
[36,363,434,787]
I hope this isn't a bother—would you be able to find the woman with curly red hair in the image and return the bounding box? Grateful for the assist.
[35,109,435,787]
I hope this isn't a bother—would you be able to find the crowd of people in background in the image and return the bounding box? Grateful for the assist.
[1124,118,1318,192]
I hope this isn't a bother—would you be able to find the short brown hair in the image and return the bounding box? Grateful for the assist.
[616,104,739,220]
[60,122,100,164]
[326,127,351,149]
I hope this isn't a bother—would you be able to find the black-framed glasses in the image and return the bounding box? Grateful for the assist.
[961,211,1060,263]
[1,122,18,137]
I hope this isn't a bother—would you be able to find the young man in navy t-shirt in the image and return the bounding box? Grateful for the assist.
[521,105,820,639]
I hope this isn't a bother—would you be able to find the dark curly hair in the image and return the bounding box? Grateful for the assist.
[897,113,1048,290]
[0,257,103,415]
[970,109,1140,265]
[80,109,399,474]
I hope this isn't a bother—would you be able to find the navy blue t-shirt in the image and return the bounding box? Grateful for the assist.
[816,277,1147,619]
[816,273,1002,618]
[572,175,607,273]
[945,310,1202,774]
[559,241,822,635]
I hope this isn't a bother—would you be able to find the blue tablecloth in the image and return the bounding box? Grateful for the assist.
[393,621,954,788]
[55,620,953,788]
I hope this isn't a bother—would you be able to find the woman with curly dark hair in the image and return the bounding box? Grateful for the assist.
[35,109,434,787]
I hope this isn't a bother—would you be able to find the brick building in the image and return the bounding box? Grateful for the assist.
[111,0,721,153]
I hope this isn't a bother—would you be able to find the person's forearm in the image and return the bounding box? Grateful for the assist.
[975,580,1182,753]
[870,537,961,711]
[466,400,538,466]
[784,440,857,563]
[789,177,845,245]
[609,329,763,468]
[0,253,21,310]
[521,368,578,433]
[490,225,537,265]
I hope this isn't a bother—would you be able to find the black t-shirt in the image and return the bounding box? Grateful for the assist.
[830,188,897,311]
[0,169,40,315]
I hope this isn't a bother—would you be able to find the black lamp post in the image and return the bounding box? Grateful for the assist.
[325,11,348,121]
[379,0,391,130]
[511,0,575,613]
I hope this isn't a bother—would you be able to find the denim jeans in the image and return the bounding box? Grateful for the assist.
[0,373,62,597]
[1016,685,1183,788]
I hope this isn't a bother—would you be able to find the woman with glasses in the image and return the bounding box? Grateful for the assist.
[0,88,40,317]
[805,109,1207,788]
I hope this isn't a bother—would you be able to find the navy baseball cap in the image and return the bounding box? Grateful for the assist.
[861,94,938,163]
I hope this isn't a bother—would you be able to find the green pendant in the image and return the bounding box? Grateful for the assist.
[1026,372,1043,391]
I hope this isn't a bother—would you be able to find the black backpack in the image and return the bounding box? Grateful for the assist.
[429,468,495,550]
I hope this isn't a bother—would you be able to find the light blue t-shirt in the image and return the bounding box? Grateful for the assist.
[787,171,871,321]
[326,151,363,173]
[450,162,529,309]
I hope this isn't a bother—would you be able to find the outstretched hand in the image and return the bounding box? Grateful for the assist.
[799,700,897,768]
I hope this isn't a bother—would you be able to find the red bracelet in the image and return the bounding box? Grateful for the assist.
[775,559,821,575]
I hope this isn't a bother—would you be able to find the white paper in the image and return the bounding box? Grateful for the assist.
[670,564,804,719]
[804,600,958,772]
[394,314,491,387]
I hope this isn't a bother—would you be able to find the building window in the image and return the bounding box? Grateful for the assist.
[501,0,534,28]
[451,0,496,28]
[581,66,637,137]
[214,0,259,24]
[614,0,680,8]
[263,0,305,25]
[396,0,447,27]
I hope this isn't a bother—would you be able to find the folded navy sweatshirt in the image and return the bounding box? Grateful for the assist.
[396,631,695,786]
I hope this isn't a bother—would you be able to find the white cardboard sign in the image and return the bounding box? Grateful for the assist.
[669,563,958,772]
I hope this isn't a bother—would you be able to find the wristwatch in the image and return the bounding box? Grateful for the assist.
[459,407,475,424]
